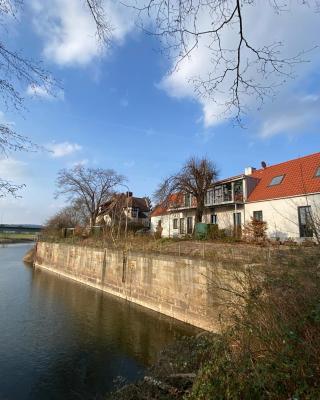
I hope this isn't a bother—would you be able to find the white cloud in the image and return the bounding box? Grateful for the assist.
[259,92,320,138]
[30,0,136,66]
[47,141,82,158]
[29,0,320,135]
[0,158,28,180]
[26,84,64,100]
[159,2,320,128]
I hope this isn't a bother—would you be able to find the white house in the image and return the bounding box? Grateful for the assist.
[151,152,320,241]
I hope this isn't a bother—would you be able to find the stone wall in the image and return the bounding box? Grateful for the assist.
[35,242,239,331]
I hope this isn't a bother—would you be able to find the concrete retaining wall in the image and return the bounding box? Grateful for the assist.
[35,242,236,331]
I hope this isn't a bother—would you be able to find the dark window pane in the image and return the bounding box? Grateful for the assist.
[233,212,241,226]
[211,214,217,224]
[187,217,193,234]
[253,211,263,221]
[180,218,185,234]
[298,206,313,238]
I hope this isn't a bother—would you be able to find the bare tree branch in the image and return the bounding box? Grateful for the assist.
[0,178,24,198]
[85,0,114,45]
[154,157,218,224]
[55,165,126,228]
[126,0,318,125]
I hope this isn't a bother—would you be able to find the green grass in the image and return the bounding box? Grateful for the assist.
[0,232,37,241]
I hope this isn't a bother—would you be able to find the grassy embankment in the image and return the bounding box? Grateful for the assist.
[0,232,37,244]
[106,244,320,400]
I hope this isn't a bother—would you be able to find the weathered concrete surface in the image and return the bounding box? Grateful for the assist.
[23,246,36,264]
[35,242,236,331]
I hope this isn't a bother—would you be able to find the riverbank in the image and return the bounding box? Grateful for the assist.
[107,333,215,400]
[0,233,36,244]
[108,246,320,399]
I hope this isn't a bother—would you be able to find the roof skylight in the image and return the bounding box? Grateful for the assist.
[315,167,320,178]
[269,175,285,186]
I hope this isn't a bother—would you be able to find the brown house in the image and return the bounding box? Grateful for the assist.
[98,192,151,227]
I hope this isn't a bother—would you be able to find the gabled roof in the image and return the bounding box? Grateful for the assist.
[151,193,184,217]
[99,194,151,215]
[247,152,320,202]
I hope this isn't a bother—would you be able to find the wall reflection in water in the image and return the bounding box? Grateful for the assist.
[26,262,198,399]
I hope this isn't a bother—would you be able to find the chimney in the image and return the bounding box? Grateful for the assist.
[245,166,256,175]
[126,191,133,197]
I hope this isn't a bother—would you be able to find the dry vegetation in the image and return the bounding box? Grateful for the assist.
[106,244,320,400]
[40,226,320,399]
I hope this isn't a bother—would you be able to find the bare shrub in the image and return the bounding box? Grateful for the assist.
[191,248,320,399]
[242,217,268,243]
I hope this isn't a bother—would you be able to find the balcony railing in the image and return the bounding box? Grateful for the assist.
[205,191,244,206]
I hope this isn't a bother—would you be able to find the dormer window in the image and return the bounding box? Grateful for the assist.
[315,166,320,177]
[269,175,285,186]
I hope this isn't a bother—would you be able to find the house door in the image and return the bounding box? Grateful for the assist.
[233,212,241,238]
[298,206,313,238]
[233,212,241,227]
[179,218,185,235]
[187,217,193,234]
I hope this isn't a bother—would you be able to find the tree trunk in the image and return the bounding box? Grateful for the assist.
[195,200,204,224]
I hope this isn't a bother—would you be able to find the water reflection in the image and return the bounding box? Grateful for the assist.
[0,244,198,400]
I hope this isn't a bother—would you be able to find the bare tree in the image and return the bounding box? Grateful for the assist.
[55,165,125,228]
[0,0,54,196]
[0,0,113,197]
[45,199,90,232]
[154,157,218,224]
[127,0,317,124]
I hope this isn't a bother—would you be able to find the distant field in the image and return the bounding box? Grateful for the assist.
[0,232,37,242]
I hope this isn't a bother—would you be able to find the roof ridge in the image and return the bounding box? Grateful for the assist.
[252,151,320,173]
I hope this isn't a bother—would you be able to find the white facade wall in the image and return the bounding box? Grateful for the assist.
[203,206,245,232]
[151,194,320,240]
[151,209,196,237]
[245,194,320,240]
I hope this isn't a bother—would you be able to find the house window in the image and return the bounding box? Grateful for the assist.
[184,193,192,207]
[131,207,139,218]
[253,211,263,222]
[210,214,217,224]
[315,166,320,177]
[179,218,185,234]
[173,218,178,229]
[298,206,313,238]
[187,217,193,234]
[233,212,241,227]
[205,189,214,205]
[269,175,285,186]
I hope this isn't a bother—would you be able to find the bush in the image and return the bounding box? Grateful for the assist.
[189,250,320,399]
[243,217,268,243]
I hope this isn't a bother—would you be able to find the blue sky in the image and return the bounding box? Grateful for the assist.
[0,1,319,224]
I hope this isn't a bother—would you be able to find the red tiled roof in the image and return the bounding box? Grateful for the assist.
[247,152,320,202]
[150,193,184,217]
[150,203,167,217]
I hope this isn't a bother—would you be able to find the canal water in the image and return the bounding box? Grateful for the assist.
[0,244,198,400]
